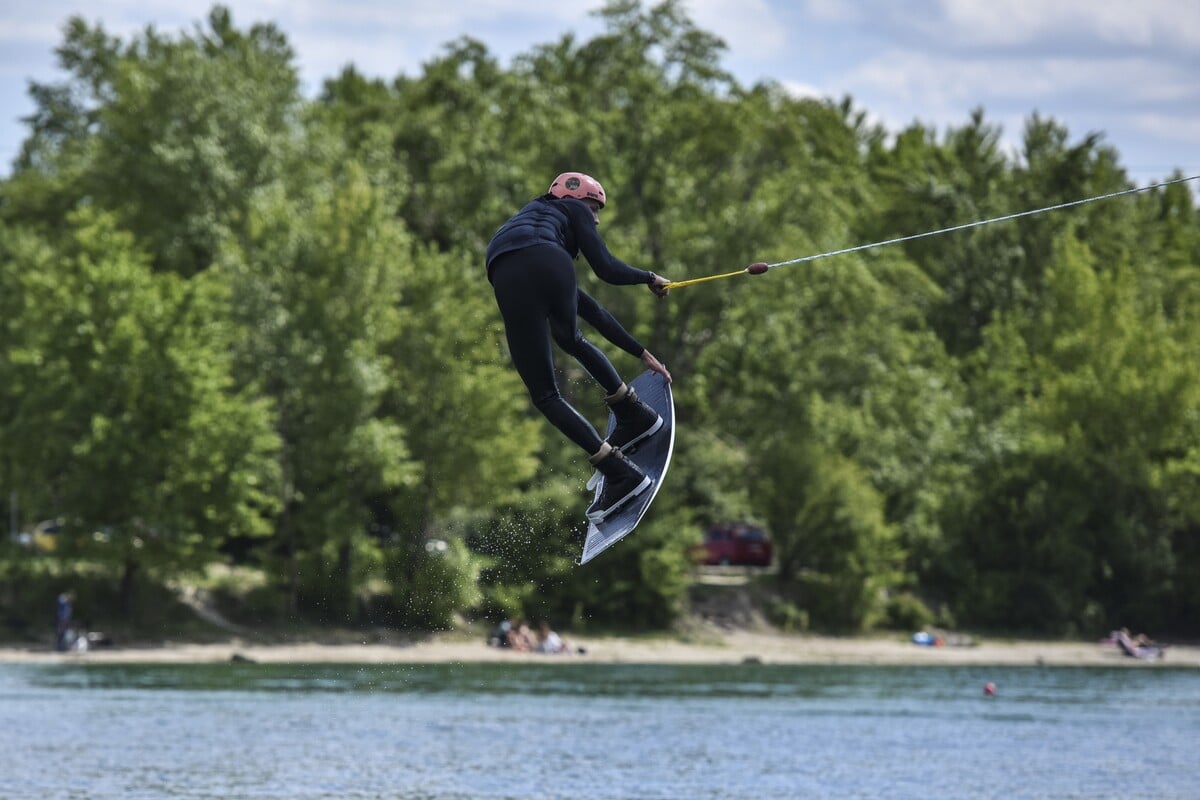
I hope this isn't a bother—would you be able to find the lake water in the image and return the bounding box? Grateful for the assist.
[2,661,1198,799]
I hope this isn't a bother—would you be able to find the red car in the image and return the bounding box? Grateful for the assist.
[691,523,773,567]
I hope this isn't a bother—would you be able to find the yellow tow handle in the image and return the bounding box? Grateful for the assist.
[664,263,770,291]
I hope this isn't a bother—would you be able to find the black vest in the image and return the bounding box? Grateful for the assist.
[485,196,584,271]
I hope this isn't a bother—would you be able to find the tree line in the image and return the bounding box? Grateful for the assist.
[2,1,1197,638]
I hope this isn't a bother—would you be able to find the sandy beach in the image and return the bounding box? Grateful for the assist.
[2,630,1196,668]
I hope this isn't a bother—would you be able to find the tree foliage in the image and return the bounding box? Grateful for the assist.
[2,1,1198,636]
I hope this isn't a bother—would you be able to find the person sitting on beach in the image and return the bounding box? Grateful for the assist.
[1113,628,1166,661]
[535,621,568,654]
[506,619,537,652]
[488,619,513,648]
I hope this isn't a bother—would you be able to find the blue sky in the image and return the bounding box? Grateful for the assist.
[1,0,1197,187]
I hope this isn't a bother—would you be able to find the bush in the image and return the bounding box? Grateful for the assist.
[767,598,809,632]
[884,593,935,631]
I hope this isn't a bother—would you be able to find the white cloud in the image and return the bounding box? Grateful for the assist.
[0,1,609,91]
[801,0,856,24]
[275,0,598,30]
[935,0,1200,51]
[685,0,789,57]
[1,0,1196,184]
[273,1,606,84]
[0,19,63,47]
[848,50,1197,109]
[784,0,1199,182]
[802,0,1200,55]
[1130,111,1200,147]
[839,48,1199,158]
[778,79,825,100]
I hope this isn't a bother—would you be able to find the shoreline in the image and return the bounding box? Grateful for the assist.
[2,630,1196,668]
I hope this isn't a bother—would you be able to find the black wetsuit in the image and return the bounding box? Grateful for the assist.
[486,195,655,455]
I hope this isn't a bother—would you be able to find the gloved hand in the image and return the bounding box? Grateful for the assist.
[647,272,671,298]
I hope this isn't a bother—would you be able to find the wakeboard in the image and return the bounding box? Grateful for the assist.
[580,370,675,565]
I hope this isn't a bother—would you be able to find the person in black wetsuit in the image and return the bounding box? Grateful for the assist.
[486,172,673,522]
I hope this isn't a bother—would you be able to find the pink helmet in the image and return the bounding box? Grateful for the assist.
[548,172,606,207]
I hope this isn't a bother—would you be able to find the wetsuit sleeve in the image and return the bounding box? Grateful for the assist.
[562,200,655,286]
[577,290,645,357]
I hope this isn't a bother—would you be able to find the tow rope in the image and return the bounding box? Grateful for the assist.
[664,174,1199,291]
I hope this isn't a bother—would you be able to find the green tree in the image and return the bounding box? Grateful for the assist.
[696,246,960,629]
[6,0,1197,640]
[9,6,300,276]
[0,212,279,611]
[867,110,1022,356]
[375,242,544,628]
[949,236,1200,632]
[218,162,417,620]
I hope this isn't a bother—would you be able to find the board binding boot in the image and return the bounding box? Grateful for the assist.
[586,443,652,522]
[605,383,663,451]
